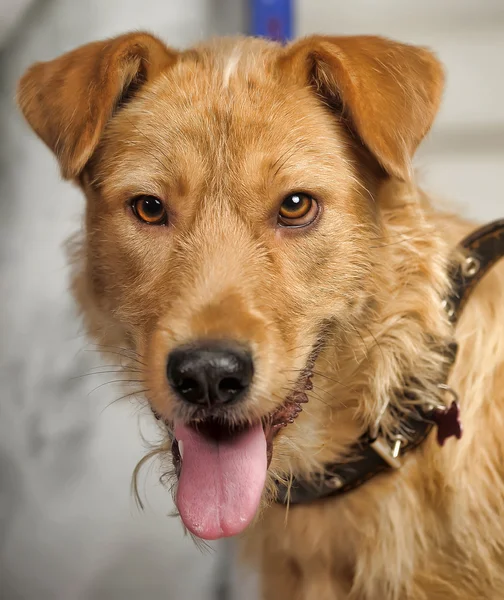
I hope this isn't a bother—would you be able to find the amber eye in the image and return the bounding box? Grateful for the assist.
[131,195,167,225]
[278,193,319,227]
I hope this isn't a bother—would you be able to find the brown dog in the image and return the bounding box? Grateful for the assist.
[17,32,504,599]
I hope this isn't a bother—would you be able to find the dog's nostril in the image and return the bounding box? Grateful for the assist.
[166,341,253,406]
[218,376,246,401]
[177,377,205,403]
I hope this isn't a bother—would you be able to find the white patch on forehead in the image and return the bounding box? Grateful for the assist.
[222,45,242,89]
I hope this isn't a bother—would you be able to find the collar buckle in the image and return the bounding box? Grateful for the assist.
[370,434,405,469]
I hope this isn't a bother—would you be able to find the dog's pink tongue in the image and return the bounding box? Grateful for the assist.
[174,422,267,540]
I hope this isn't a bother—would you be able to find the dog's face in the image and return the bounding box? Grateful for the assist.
[18,33,443,540]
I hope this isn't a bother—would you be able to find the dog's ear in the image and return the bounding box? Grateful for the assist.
[280,35,444,180]
[17,32,177,179]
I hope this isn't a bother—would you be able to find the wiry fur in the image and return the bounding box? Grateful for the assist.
[17,32,504,600]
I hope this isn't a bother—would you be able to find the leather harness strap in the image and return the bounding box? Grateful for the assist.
[275,219,504,506]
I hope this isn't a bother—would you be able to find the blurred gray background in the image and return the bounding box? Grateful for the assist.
[0,1,502,599]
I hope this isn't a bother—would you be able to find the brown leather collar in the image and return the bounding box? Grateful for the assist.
[275,219,504,505]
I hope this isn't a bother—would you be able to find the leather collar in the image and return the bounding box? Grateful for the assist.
[275,219,504,505]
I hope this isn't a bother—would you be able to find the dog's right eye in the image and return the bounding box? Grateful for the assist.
[130,195,168,226]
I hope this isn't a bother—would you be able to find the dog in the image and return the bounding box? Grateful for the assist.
[17,32,504,599]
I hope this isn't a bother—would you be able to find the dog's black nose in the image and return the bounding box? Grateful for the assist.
[166,341,254,406]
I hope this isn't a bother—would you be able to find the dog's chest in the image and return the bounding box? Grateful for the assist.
[247,500,362,598]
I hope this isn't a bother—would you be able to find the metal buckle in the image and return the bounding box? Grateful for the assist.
[369,398,405,469]
[370,434,405,469]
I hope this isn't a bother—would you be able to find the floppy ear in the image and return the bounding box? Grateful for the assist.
[17,32,177,179]
[281,35,444,180]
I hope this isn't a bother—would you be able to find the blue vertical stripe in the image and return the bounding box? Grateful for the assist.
[249,0,294,43]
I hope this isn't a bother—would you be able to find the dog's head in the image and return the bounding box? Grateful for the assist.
[18,33,444,540]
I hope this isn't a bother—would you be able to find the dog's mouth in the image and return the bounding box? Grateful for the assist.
[168,351,317,541]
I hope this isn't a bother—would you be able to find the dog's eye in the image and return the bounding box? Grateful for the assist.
[278,193,319,227]
[131,195,167,226]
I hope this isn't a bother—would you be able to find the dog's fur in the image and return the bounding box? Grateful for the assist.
[17,33,504,599]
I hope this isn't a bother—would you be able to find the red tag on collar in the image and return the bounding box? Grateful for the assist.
[432,401,463,446]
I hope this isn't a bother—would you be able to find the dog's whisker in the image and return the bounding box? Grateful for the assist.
[276,387,333,409]
[87,379,146,397]
[71,369,144,381]
[357,324,386,363]
[85,363,144,372]
[100,388,150,415]
[85,344,147,367]
[281,368,352,390]
[132,447,167,511]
